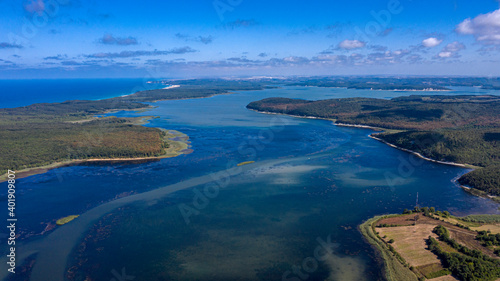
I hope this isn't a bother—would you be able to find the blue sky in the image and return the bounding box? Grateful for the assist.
[0,0,499,78]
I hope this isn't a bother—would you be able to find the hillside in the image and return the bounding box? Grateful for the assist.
[247,95,500,195]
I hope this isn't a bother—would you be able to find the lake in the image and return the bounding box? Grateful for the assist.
[1,84,499,281]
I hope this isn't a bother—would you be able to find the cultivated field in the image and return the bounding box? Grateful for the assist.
[373,213,499,280]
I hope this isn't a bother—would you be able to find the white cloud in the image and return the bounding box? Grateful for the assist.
[456,9,500,44]
[443,41,466,52]
[364,49,410,64]
[338,39,366,50]
[422,37,442,47]
[438,52,452,58]
[435,41,465,59]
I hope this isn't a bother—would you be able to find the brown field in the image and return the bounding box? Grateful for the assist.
[376,214,499,279]
[376,215,416,226]
[437,241,458,254]
[472,224,500,234]
[430,275,459,281]
[416,262,445,277]
[428,214,500,234]
[378,223,441,267]
[379,214,498,258]
[427,215,479,227]
[448,227,497,257]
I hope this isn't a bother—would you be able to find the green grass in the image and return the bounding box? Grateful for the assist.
[359,215,418,281]
[424,268,451,279]
[461,214,500,223]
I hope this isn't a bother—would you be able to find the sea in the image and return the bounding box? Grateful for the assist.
[0,79,499,281]
[0,79,165,108]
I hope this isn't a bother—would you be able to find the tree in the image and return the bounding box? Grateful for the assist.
[423,207,430,217]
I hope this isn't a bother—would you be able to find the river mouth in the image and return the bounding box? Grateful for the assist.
[4,86,499,281]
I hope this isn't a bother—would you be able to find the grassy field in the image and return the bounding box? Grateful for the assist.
[427,214,500,234]
[361,212,500,281]
[378,224,441,268]
[359,215,419,281]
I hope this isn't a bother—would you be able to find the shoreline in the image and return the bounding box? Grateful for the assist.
[359,212,500,281]
[0,129,191,183]
[0,86,245,184]
[334,122,387,131]
[119,85,181,98]
[358,215,418,281]
[289,85,451,92]
[0,155,179,183]
[249,109,498,201]
[368,134,473,169]
[366,133,500,202]
[162,84,180,89]
[146,91,237,103]
[247,108,338,122]
[249,109,475,169]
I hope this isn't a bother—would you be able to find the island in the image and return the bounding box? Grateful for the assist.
[237,161,255,166]
[246,95,500,198]
[359,209,500,281]
[56,215,79,226]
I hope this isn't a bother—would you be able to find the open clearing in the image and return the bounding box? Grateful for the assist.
[375,214,499,279]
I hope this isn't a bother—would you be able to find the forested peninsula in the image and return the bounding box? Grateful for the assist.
[0,79,272,181]
[247,95,500,197]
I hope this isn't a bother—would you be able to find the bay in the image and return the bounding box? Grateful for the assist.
[2,85,499,281]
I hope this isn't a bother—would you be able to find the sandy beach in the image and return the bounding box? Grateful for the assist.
[163,84,181,89]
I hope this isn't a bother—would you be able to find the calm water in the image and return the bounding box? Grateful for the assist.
[0,78,165,108]
[1,84,499,281]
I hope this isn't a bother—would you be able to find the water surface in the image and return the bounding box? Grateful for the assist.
[0,78,165,108]
[1,85,499,281]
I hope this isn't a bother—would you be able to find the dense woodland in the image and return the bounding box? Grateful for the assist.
[115,79,274,103]
[458,166,500,195]
[428,225,500,281]
[0,116,167,174]
[247,95,500,195]
[0,79,272,175]
[476,231,500,247]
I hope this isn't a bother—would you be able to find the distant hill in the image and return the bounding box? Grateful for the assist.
[282,76,500,91]
[247,95,500,196]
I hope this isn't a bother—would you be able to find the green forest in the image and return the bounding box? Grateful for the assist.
[428,225,500,281]
[0,115,168,175]
[247,95,500,195]
[114,79,274,103]
[0,79,272,176]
